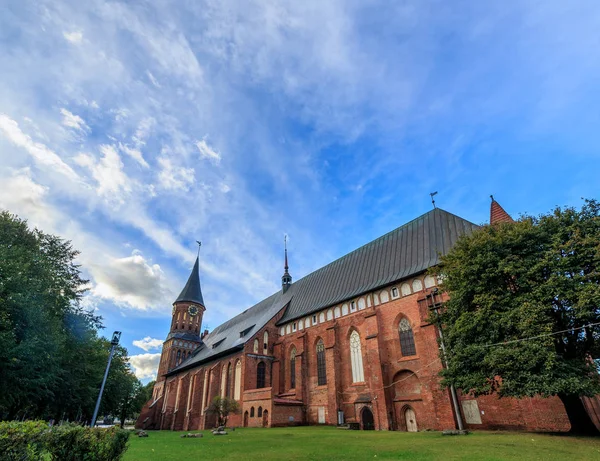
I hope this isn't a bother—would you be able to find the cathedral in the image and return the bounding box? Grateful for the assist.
[137,199,575,432]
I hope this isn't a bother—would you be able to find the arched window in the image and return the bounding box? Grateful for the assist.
[253,339,259,354]
[373,294,380,306]
[401,283,411,296]
[257,362,266,388]
[424,275,436,288]
[221,364,228,397]
[226,362,232,397]
[263,331,269,354]
[399,318,416,356]
[358,298,366,310]
[316,339,327,386]
[326,309,333,320]
[334,307,341,318]
[250,407,255,417]
[176,350,181,365]
[349,331,365,383]
[412,279,423,292]
[234,360,242,400]
[258,406,263,417]
[380,290,390,303]
[202,369,209,414]
[290,347,296,389]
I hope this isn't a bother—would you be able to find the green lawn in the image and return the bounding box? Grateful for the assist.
[124,426,600,461]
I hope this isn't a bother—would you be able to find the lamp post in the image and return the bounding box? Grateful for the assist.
[90,331,121,427]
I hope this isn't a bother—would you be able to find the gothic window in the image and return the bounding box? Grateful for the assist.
[316,339,327,386]
[226,362,232,397]
[350,301,356,312]
[358,298,366,310]
[327,309,333,320]
[292,322,297,332]
[263,331,269,354]
[313,314,317,324]
[221,365,228,397]
[290,347,296,389]
[319,312,325,323]
[258,406,263,417]
[349,331,365,383]
[280,327,285,336]
[253,339,259,354]
[412,279,423,292]
[176,350,181,365]
[391,287,399,298]
[250,407,255,417]
[257,362,266,389]
[341,303,349,315]
[399,318,416,356]
[298,319,304,330]
[334,306,341,318]
[234,360,242,400]
[202,369,209,414]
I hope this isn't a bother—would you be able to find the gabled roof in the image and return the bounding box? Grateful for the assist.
[175,256,204,306]
[168,208,478,375]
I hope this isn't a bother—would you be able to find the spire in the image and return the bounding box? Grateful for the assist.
[490,195,514,224]
[175,256,205,306]
[282,235,292,293]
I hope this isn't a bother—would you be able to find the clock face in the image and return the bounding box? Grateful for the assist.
[188,305,199,316]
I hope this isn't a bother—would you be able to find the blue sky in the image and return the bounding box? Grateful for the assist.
[1,1,599,382]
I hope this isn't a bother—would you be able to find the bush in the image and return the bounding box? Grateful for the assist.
[0,421,130,461]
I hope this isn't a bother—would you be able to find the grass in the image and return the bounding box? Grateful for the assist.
[124,426,600,461]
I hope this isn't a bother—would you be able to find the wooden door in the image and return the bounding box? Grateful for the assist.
[404,407,417,432]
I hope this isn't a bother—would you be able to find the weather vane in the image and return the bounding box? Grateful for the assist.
[430,191,438,209]
[196,240,202,256]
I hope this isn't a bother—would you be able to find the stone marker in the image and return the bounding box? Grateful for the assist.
[138,431,148,437]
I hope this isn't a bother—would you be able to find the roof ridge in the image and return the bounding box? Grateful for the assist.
[290,208,476,286]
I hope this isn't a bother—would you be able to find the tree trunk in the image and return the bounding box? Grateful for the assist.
[558,393,600,435]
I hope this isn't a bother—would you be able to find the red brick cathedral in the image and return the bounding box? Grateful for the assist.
[137,199,573,432]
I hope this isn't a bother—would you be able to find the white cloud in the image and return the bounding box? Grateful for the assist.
[146,71,161,88]
[119,143,149,168]
[0,114,80,181]
[75,145,131,202]
[129,353,161,380]
[0,169,49,219]
[89,252,172,310]
[157,157,194,191]
[132,117,155,147]
[63,30,83,44]
[133,336,164,351]
[60,108,89,133]
[196,139,221,164]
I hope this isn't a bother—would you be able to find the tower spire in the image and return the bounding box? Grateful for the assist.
[282,234,292,293]
[490,195,514,224]
[175,254,205,306]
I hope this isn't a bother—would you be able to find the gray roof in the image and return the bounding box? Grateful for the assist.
[277,207,479,324]
[175,256,205,306]
[168,208,478,375]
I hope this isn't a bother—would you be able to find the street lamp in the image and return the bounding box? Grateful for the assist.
[90,331,121,427]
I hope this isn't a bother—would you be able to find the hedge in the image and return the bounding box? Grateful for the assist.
[0,420,130,461]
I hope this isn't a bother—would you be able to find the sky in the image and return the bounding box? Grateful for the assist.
[1,1,599,383]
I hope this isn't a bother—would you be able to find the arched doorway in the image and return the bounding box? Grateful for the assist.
[361,407,375,430]
[262,410,269,427]
[243,411,249,427]
[404,407,417,432]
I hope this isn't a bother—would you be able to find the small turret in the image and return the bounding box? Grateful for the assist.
[282,235,292,293]
[490,195,514,224]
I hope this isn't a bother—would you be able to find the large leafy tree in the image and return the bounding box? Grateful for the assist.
[436,199,600,434]
[0,211,143,423]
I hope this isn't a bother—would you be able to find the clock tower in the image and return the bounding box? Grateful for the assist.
[156,256,205,383]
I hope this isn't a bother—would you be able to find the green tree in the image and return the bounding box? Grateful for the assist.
[435,199,600,434]
[0,210,145,424]
[207,396,240,427]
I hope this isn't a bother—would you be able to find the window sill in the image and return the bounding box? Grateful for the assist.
[350,382,367,386]
[397,356,418,363]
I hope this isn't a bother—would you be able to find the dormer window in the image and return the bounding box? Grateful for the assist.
[240,325,255,338]
[212,338,225,349]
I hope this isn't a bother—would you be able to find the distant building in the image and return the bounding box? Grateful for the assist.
[137,200,573,432]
